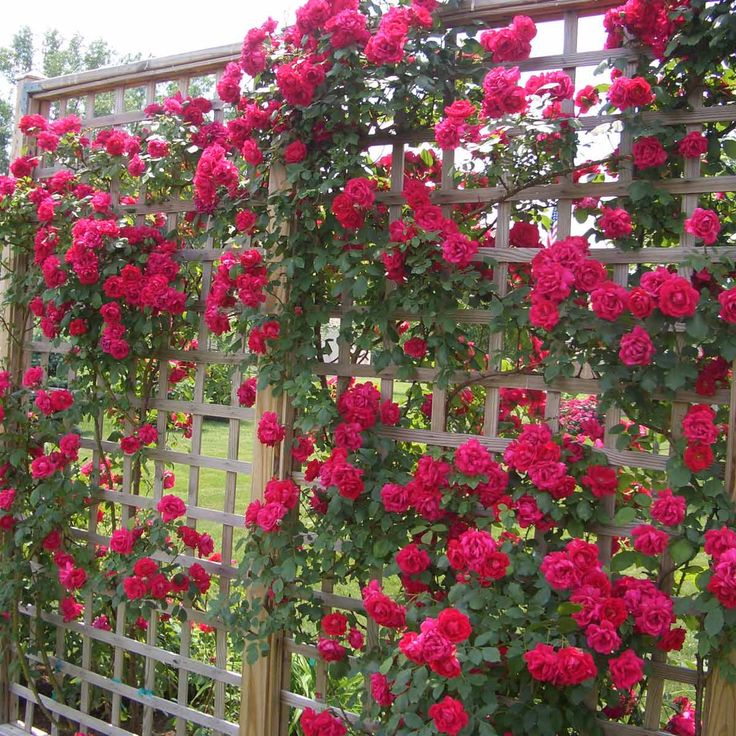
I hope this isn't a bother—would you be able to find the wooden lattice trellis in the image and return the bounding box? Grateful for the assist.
[2,44,250,736]
[2,1,736,735]
[241,2,736,736]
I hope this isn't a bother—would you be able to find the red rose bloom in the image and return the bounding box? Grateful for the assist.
[657,627,686,652]
[718,288,736,323]
[599,207,632,239]
[120,435,142,455]
[300,708,346,736]
[396,543,430,575]
[157,494,186,522]
[591,282,628,321]
[437,608,472,643]
[110,529,135,555]
[632,136,668,169]
[403,336,428,359]
[609,649,645,690]
[581,465,618,498]
[428,696,469,736]
[678,131,708,159]
[321,612,348,636]
[650,489,686,526]
[555,647,597,686]
[284,140,308,164]
[524,642,559,682]
[632,524,669,555]
[123,576,147,600]
[257,411,286,446]
[619,326,655,366]
[682,404,718,445]
[657,276,699,318]
[684,208,721,245]
[370,673,394,707]
[628,287,654,319]
[683,442,713,472]
[317,638,347,662]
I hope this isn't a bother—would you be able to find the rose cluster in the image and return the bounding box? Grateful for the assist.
[316,611,364,663]
[479,14,537,62]
[681,404,719,474]
[245,478,300,532]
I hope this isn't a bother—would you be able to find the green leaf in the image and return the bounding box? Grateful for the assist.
[723,139,736,159]
[613,506,637,525]
[669,538,694,565]
[705,607,724,637]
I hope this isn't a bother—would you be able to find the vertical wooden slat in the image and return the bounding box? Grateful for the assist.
[644,86,706,732]
[483,201,510,437]
[239,164,290,736]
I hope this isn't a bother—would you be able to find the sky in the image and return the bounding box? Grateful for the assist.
[0,0,303,63]
[0,1,607,72]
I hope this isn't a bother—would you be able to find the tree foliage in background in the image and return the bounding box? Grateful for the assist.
[0,26,138,172]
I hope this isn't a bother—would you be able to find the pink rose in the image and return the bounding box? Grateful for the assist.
[31,455,56,479]
[109,529,135,555]
[658,276,699,318]
[650,489,686,526]
[257,411,285,446]
[591,282,628,321]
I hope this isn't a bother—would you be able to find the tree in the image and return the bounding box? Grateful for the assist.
[0,26,138,172]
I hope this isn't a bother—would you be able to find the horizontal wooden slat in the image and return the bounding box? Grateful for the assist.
[366,105,736,146]
[94,488,246,529]
[374,175,736,207]
[478,245,736,265]
[280,690,363,726]
[10,684,135,736]
[439,0,621,24]
[25,44,241,100]
[128,396,254,421]
[25,340,249,366]
[310,361,731,406]
[276,689,675,735]
[375,425,669,469]
[0,725,47,736]
[78,437,252,474]
[18,605,241,687]
[21,656,239,735]
[68,525,241,578]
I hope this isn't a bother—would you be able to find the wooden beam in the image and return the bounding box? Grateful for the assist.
[25,44,241,100]
[439,0,622,25]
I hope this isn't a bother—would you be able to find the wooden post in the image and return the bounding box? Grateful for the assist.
[0,72,43,727]
[702,361,736,735]
[1,73,43,376]
[239,163,290,736]
[0,74,42,376]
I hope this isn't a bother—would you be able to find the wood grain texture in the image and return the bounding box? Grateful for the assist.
[239,164,290,736]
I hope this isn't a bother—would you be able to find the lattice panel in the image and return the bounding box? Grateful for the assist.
[263,4,736,736]
[8,53,251,736]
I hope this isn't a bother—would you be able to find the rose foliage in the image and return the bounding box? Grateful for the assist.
[1,1,736,735]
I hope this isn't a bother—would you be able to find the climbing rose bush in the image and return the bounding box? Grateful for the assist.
[1,0,735,734]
